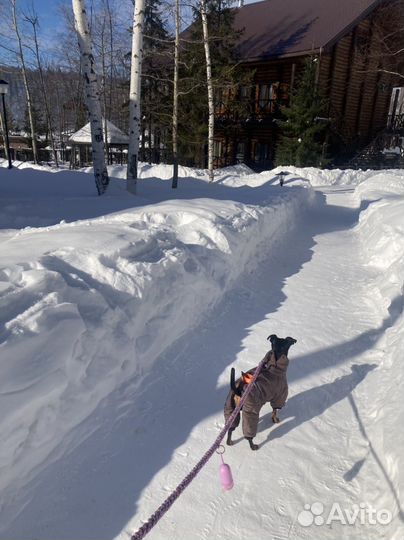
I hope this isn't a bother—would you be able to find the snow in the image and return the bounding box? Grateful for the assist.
[0,158,403,540]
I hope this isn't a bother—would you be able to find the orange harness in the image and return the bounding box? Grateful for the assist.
[234,372,255,407]
[242,372,254,384]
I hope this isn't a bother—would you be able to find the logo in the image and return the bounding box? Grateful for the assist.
[297,502,392,527]
[297,502,325,526]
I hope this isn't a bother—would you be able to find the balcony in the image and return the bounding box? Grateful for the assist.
[387,113,404,132]
[215,83,289,128]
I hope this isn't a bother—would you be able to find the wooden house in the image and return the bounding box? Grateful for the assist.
[0,134,34,162]
[214,0,404,169]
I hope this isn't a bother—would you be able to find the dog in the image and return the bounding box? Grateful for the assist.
[224,334,297,450]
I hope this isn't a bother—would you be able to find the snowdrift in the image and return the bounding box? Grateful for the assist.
[354,171,404,526]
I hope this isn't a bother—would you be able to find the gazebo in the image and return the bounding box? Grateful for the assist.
[69,119,129,167]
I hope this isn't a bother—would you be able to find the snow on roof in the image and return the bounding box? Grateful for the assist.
[69,120,129,145]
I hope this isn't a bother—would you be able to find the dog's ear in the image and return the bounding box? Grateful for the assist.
[267,334,277,343]
[286,337,297,345]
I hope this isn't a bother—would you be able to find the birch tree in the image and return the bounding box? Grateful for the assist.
[72,0,109,195]
[127,0,146,194]
[24,12,59,167]
[200,0,214,182]
[10,0,39,164]
[356,0,404,81]
[94,0,115,164]
[171,0,180,188]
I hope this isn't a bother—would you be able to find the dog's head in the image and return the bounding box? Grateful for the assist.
[267,334,297,359]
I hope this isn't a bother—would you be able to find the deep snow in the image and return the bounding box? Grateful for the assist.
[0,159,403,540]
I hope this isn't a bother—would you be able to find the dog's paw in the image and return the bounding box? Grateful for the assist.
[272,414,281,424]
[246,437,259,451]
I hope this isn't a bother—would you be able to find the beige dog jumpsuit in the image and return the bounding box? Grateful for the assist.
[224,351,289,439]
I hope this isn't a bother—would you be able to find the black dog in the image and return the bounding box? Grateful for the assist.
[224,334,297,450]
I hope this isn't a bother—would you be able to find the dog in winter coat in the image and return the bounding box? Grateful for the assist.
[224,334,297,450]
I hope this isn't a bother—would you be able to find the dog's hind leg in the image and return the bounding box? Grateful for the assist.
[226,428,235,446]
[272,408,281,423]
[224,403,240,446]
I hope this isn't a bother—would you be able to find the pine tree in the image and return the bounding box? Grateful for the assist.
[275,58,329,168]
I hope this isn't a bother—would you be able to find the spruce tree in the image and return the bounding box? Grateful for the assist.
[275,58,329,168]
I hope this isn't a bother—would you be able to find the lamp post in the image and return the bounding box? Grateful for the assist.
[0,79,12,169]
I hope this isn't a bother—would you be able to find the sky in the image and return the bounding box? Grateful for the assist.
[18,0,69,36]
[0,158,403,539]
[0,0,71,65]
[0,0,132,65]
[0,0,260,66]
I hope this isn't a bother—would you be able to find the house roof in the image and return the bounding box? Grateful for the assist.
[234,0,382,61]
[69,120,129,145]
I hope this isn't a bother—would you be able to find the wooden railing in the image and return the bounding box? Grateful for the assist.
[387,113,404,131]
[215,98,283,124]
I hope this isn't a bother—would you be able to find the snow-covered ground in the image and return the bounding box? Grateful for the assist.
[0,159,403,540]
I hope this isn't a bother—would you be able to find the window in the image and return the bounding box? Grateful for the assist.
[235,142,245,163]
[388,87,404,129]
[239,86,250,100]
[258,84,273,111]
[254,142,269,162]
[256,82,290,113]
[214,140,222,159]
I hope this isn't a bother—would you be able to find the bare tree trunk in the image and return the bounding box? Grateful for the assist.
[72,0,109,195]
[171,0,180,188]
[103,0,114,166]
[100,15,110,164]
[74,63,84,130]
[200,0,214,182]
[127,0,145,194]
[10,0,39,164]
[148,114,152,164]
[106,0,114,129]
[54,84,65,162]
[25,13,59,167]
[0,109,10,163]
[103,116,109,163]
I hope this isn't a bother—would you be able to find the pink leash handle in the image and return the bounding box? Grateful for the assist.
[218,448,234,490]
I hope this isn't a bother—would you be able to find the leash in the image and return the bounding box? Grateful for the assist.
[130,355,268,540]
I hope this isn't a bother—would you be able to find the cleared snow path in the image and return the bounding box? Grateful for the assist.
[118,185,402,540]
[1,181,402,540]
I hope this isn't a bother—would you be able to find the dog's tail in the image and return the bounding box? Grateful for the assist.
[230,367,242,396]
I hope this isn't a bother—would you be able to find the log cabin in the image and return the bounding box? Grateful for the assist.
[214,0,404,169]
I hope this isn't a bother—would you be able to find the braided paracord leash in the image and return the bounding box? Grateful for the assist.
[131,356,268,540]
